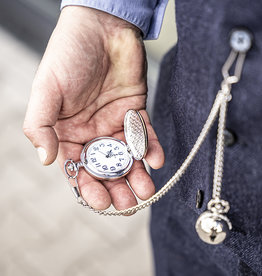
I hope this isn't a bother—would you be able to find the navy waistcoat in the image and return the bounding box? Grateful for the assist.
[151,1,262,275]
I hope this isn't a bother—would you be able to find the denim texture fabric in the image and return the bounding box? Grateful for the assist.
[151,1,262,275]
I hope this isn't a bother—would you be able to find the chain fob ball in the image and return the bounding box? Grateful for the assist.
[195,198,232,245]
[195,211,232,245]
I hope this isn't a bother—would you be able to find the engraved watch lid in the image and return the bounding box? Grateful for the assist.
[124,110,148,160]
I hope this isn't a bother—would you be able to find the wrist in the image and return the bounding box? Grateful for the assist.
[58,6,145,67]
[60,6,142,39]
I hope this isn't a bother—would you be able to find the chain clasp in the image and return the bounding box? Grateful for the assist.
[64,159,87,206]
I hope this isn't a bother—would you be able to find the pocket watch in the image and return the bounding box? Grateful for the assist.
[65,110,148,181]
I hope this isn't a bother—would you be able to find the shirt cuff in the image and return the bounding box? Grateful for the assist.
[60,0,168,40]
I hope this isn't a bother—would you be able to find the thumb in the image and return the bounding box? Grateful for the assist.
[23,81,62,165]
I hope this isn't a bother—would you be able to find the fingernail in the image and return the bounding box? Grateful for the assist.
[37,147,47,165]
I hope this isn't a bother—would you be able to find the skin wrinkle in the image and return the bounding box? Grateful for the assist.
[59,45,107,118]
[56,110,134,143]
[52,13,146,119]
[126,162,155,200]
[81,183,111,209]
[24,86,62,129]
[55,93,147,142]
[106,183,138,210]
[49,24,108,116]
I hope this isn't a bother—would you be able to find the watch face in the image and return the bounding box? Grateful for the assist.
[81,137,133,180]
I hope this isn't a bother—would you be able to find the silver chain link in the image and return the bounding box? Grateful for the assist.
[207,48,247,214]
[212,92,229,200]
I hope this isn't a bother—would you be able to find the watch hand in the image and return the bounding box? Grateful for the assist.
[106,150,113,158]
[98,150,107,156]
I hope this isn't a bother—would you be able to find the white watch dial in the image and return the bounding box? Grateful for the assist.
[81,137,133,180]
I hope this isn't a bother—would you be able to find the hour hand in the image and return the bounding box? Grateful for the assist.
[106,150,113,158]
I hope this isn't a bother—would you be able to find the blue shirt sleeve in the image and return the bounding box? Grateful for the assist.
[60,0,169,40]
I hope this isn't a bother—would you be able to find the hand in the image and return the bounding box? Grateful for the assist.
[23,6,165,211]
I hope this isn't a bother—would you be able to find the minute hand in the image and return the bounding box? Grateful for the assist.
[98,150,107,156]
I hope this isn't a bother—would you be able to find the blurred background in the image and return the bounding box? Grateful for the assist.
[0,1,176,275]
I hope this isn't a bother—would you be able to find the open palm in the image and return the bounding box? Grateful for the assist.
[23,7,165,211]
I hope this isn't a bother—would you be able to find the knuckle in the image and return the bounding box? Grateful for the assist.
[22,124,35,139]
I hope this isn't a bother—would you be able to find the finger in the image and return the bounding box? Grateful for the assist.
[112,112,165,170]
[112,131,155,201]
[139,110,165,169]
[23,79,62,165]
[102,178,138,211]
[126,160,155,200]
[57,142,111,210]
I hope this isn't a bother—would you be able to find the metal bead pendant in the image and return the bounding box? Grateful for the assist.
[195,211,232,245]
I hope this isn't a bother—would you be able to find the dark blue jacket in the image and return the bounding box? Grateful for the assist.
[151,1,262,275]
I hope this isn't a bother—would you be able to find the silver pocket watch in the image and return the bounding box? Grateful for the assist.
[65,110,148,181]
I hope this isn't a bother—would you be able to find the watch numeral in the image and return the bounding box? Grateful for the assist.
[119,158,124,162]
[95,163,101,167]
[118,152,124,155]
[110,166,116,171]
[91,158,97,163]
[116,163,122,167]
[93,147,99,151]
[114,146,119,150]
[90,152,95,155]
[107,143,112,147]
[99,143,105,147]
[102,165,108,170]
